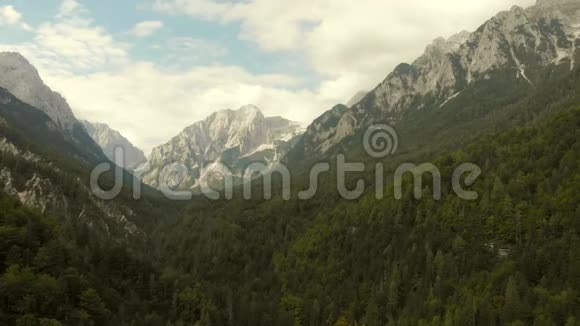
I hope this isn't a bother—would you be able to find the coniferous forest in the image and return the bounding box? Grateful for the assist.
[1,1,580,325]
[1,107,579,325]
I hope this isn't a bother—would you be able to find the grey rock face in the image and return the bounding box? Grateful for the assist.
[140,105,304,190]
[0,52,107,164]
[0,137,139,236]
[0,52,78,131]
[537,0,580,8]
[82,121,147,169]
[301,104,349,155]
[302,1,580,156]
[346,91,369,108]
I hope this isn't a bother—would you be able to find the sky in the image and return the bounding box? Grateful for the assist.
[0,0,536,153]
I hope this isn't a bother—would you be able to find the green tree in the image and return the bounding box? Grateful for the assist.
[79,289,110,323]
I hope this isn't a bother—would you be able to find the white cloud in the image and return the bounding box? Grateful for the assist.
[1,1,129,75]
[153,0,537,98]
[0,5,32,31]
[58,0,81,18]
[0,5,22,25]
[131,20,164,37]
[20,22,32,31]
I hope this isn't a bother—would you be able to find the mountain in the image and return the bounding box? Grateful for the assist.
[346,90,369,108]
[0,52,106,164]
[0,87,142,237]
[293,0,580,161]
[140,105,303,190]
[0,87,185,326]
[0,52,78,130]
[0,60,168,241]
[81,120,147,169]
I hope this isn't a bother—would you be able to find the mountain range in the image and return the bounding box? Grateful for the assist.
[290,0,580,161]
[5,0,577,195]
[1,0,580,325]
[1,0,578,198]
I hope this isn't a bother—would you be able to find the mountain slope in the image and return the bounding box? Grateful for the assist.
[292,0,580,162]
[346,90,369,108]
[0,88,106,166]
[0,52,105,164]
[0,87,142,236]
[141,105,303,190]
[273,107,580,326]
[82,120,147,169]
[0,52,77,131]
[152,103,580,325]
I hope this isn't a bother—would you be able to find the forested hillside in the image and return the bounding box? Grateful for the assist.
[146,108,580,325]
[0,191,172,325]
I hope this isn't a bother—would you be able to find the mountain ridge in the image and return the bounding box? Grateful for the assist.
[291,0,580,162]
[0,52,107,165]
[140,105,304,190]
[81,120,147,169]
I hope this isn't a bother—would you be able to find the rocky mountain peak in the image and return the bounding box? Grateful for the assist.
[346,91,369,108]
[141,105,303,190]
[537,0,579,7]
[297,0,580,158]
[238,104,262,116]
[0,52,78,131]
[81,121,147,169]
[448,30,472,46]
[427,30,472,56]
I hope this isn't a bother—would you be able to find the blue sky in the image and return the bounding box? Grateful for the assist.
[0,0,535,152]
[1,0,316,82]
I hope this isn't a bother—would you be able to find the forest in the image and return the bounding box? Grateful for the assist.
[1,107,577,325]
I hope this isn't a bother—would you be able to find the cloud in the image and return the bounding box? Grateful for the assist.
[58,0,81,18]
[152,0,537,97]
[1,1,129,75]
[0,5,31,30]
[131,20,164,37]
[0,5,22,25]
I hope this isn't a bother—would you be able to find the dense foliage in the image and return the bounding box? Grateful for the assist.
[146,108,579,325]
[0,67,579,325]
[274,108,580,325]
